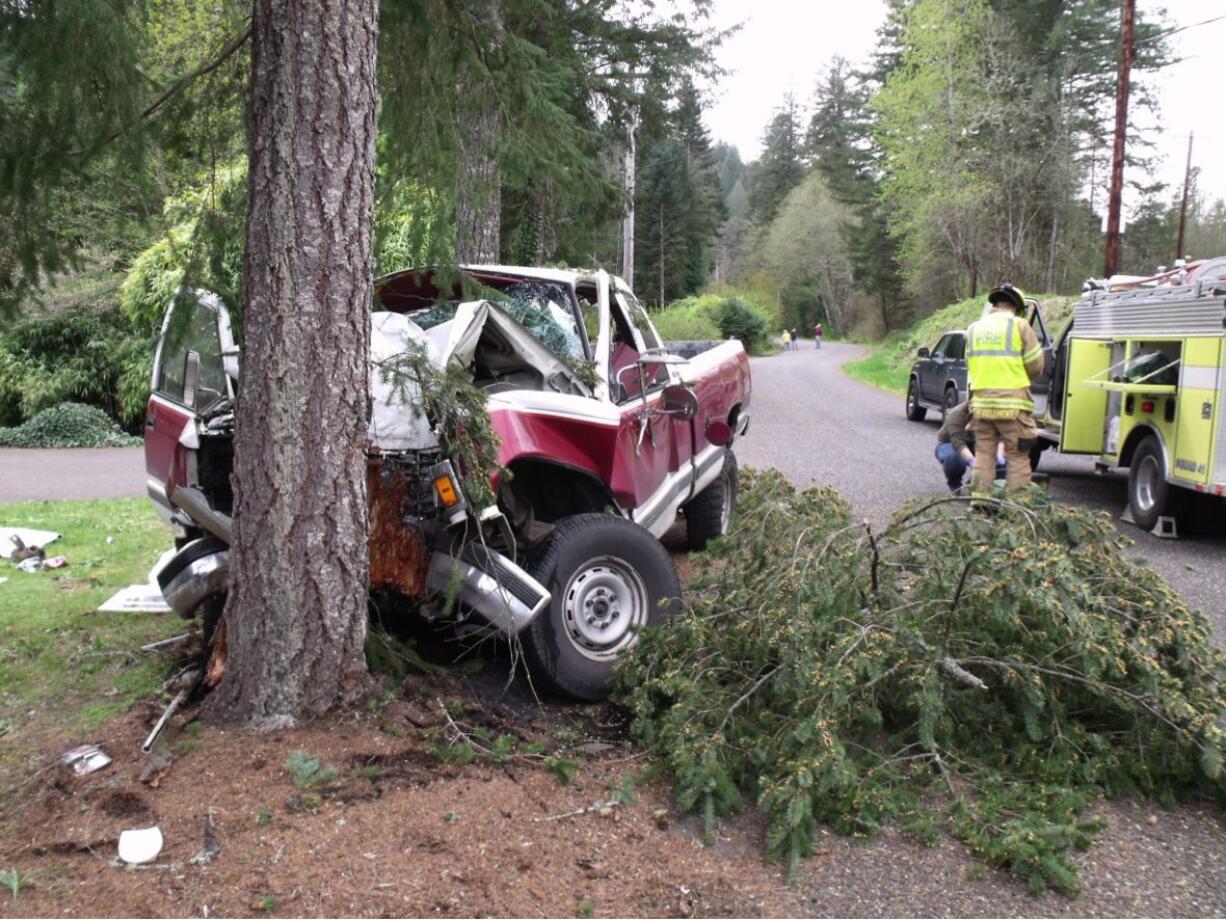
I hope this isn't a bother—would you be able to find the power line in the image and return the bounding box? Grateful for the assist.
[1136,13,1226,46]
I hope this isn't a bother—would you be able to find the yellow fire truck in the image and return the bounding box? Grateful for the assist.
[1034,257,1226,534]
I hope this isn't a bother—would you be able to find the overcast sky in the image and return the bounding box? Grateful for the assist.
[703,0,1226,212]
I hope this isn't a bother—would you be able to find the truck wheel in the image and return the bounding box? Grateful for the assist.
[1128,435,1185,531]
[1029,440,1046,471]
[942,386,958,423]
[523,514,681,701]
[906,379,927,421]
[685,451,738,550]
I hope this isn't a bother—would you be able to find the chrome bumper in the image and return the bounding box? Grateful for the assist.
[425,544,550,636]
[158,542,230,617]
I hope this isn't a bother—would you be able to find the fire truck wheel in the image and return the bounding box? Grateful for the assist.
[685,450,738,550]
[522,515,681,701]
[1128,435,1185,531]
[906,379,927,421]
[1028,440,1046,471]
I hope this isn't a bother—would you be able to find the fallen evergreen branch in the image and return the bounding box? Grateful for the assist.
[615,469,1226,895]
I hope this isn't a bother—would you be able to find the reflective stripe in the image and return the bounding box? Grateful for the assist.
[967,313,1031,391]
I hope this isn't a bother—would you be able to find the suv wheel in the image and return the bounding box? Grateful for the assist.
[905,379,927,421]
[684,451,738,550]
[523,514,681,701]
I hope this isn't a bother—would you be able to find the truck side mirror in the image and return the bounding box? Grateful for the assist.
[917,347,930,358]
[660,384,698,420]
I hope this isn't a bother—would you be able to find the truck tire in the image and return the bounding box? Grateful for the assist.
[1029,439,1046,472]
[685,450,738,550]
[942,386,958,423]
[1128,435,1185,531]
[906,379,927,421]
[522,514,681,701]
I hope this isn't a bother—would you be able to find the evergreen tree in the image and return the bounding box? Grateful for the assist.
[748,95,804,224]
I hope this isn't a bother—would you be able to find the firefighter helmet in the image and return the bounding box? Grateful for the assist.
[988,283,1026,313]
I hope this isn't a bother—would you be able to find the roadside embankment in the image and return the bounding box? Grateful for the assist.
[843,294,1077,394]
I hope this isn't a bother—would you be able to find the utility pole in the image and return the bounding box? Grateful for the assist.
[1104,0,1135,279]
[1175,131,1194,263]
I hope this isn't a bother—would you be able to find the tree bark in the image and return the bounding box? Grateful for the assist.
[455,96,502,263]
[211,0,379,727]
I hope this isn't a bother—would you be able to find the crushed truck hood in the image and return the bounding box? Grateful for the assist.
[368,299,585,451]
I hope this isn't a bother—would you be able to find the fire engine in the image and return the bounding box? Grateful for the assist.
[1035,257,1226,535]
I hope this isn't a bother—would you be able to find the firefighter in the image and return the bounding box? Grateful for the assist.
[965,283,1045,492]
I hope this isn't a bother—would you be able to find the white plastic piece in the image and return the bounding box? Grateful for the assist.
[1152,515,1179,539]
[118,826,163,865]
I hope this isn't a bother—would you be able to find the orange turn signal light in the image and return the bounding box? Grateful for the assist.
[434,475,460,507]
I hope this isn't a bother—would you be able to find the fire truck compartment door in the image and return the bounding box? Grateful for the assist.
[1173,337,1222,485]
[1059,339,1112,454]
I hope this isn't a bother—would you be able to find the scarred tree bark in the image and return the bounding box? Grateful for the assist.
[210,0,379,727]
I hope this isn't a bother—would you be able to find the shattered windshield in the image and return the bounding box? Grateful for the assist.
[403,278,585,363]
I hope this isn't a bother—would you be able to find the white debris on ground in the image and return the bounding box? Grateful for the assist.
[98,548,176,614]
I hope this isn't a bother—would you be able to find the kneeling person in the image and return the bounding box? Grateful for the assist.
[936,400,1003,492]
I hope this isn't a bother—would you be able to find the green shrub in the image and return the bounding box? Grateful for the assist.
[617,470,1226,895]
[0,308,154,432]
[715,296,768,352]
[0,402,142,447]
[652,292,773,354]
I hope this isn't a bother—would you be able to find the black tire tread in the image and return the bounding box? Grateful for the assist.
[685,451,738,551]
[522,514,681,701]
[906,379,927,421]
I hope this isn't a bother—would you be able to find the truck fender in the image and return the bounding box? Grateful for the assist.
[499,457,622,526]
[1119,422,1168,472]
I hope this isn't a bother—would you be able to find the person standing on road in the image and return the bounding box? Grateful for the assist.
[781,329,791,351]
[814,322,823,349]
[965,283,1045,492]
[936,400,1006,492]
[790,328,799,352]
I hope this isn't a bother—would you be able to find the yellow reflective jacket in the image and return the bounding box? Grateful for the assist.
[966,310,1044,419]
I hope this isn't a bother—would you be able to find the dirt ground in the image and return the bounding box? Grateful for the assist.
[2,652,1224,920]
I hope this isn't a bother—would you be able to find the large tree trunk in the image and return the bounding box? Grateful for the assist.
[211,0,379,727]
[455,95,502,263]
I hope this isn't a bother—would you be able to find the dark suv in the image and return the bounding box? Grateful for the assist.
[905,330,967,422]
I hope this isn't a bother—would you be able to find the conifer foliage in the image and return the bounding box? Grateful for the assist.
[617,470,1226,895]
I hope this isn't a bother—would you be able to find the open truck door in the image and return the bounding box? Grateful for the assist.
[144,291,238,531]
[1025,299,1056,418]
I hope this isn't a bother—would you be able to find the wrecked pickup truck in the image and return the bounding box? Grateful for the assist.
[145,265,751,699]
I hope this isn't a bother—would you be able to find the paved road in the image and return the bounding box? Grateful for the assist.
[736,342,1226,633]
[0,447,146,502]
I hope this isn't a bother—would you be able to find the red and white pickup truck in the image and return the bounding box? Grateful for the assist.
[145,265,751,699]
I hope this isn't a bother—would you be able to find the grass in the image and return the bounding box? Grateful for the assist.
[842,349,909,394]
[843,293,1078,396]
[0,497,177,777]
